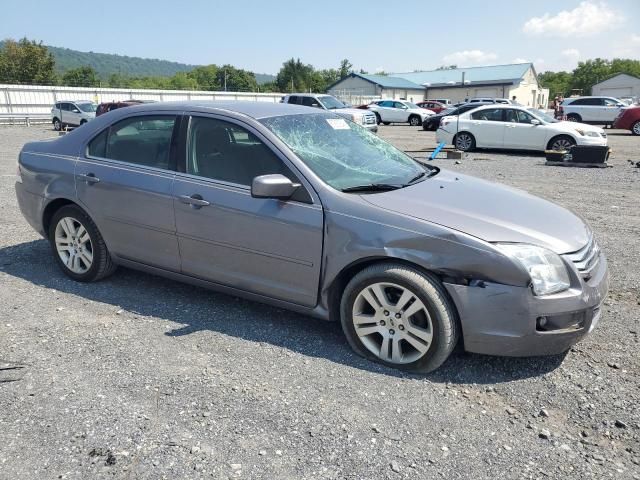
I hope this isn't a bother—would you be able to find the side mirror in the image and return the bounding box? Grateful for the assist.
[72,109,80,113]
[251,174,300,200]
[530,118,541,125]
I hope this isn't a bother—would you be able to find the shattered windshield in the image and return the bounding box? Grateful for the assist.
[260,113,427,191]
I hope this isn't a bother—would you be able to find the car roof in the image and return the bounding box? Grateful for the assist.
[109,100,323,119]
[286,93,331,98]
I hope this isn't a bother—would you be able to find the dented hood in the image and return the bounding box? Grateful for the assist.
[361,170,590,254]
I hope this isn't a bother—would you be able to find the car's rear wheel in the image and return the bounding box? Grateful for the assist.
[632,120,640,136]
[49,205,116,282]
[454,132,475,151]
[567,113,581,122]
[340,263,459,373]
[549,135,576,151]
[382,121,390,126]
[53,118,61,131]
[409,115,421,127]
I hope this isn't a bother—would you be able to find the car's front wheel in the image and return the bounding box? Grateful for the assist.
[374,112,381,125]
[454,132,475,151]
[548,135,576,151]
[567,113,581,122]
[49,205,116,282]
[340,263,459,373]
[409,115,421,126]
[632,120,640,136]
[53,118,61,131]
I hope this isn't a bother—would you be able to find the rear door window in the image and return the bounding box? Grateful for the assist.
[87,115,177,170]
[471,108,504,121]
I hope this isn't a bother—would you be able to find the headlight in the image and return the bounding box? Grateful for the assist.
[495,244,570,296]
[585,131,600,137]
[351,114,364,125]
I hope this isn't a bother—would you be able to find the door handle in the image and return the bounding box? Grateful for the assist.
[78,173,100,184]
[178,194,210,208]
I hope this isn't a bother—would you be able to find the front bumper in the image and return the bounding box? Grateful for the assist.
[575,135,608,147]
[444,252,609,357]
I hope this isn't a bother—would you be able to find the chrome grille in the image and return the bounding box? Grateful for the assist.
[363,113,377,125]
[565,236,600,280]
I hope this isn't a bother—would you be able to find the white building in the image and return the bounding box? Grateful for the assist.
[591,73,640,99]
[328,63,549,108]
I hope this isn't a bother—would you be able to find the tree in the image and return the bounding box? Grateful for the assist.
[539,70,573,97]
[339,59,352,79]
[216,65,258,92]
[62,66,98,87]
[276,58,316,92]
[187,65,220,90]
[168,72,198,90]
[0,37,56,84]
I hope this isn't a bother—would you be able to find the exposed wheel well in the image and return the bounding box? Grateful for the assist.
[567,113,581,121]
[42,198,78,238]
[52,117,60,123]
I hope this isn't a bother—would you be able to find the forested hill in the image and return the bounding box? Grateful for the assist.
[0,42,276,84]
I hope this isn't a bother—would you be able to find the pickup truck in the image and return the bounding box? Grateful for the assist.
[281,94,378,133]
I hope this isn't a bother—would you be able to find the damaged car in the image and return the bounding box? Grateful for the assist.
[15,101,608,372]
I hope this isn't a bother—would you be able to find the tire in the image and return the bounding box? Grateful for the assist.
[53,118,61,131]
[567,113,581,122]
[409,115,421,127]
[374,112,381,125]
[382,122,390,126]
[454,132,475,151]
[422,121,431,131]
[340,262,459,373]
[48,205,117,282]
[632,120,640,136]
[548,135,576,151]
[80,119,87,126]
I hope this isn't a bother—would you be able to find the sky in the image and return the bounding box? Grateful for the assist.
[2,0,639,74]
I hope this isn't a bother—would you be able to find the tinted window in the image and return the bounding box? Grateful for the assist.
[187,116,291,186]
[380,101,393,107]
[393,102,405,109]
[301,97,321,108]
[288,96,301,105]
[61,103,72,111]
[92,115,176,169]
[571,98,602,106]
[471,108,504,121]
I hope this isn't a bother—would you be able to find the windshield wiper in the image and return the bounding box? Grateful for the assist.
[341,183,402,193]
[404,166,440,186]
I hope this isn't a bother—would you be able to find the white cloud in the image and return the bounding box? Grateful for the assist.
[561,48,581,61]
[523,1,623,37]
[442,50,498,66]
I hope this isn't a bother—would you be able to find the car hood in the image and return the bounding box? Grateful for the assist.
[361,170,589,254]
[553,121,603,134]
[334,107,374,117]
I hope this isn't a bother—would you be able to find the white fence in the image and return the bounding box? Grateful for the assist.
[0,84,285,124]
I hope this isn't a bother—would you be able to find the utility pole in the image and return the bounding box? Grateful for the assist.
[224,69,227,92]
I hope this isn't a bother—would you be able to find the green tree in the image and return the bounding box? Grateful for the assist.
[187,65,220,90]
[61,66,98,87]
[168,72,198,90]
[217,65,258,91]
[276,58,317,92]
[0,37,56,84]
[339,59,352,79]
[570,58,613,95]
[539,70,573,97]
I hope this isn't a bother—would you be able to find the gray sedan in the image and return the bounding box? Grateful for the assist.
[15,101,608,372]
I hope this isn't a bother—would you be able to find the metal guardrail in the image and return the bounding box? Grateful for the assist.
[0,113,50,126]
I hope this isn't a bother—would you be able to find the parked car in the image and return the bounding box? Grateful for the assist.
[51,101,97,130]
[437,104,608,151]
[422,102,491,131]
[15,101,608,373]
[612,105,640,135]
[559,96,627,125]
[416,100,447,114]
[368,100,434,126]
[431,98,452,105]
[96,100,154,117]
[281,94,378,132]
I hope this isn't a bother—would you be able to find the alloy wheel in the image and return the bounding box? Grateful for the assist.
[633,122,640,135]
[351,282,433,364]
[551,138,574,151]
[455,133,473,151]
[54,217,93,274]
[410,116,420,126]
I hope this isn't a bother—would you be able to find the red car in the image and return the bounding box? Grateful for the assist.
[96,100,155,117]
[416,100,447,114]
[613,105,640,135]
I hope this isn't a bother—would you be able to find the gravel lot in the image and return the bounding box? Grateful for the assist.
[0,124,638,480]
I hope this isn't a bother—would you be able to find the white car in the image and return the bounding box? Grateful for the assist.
[436,105,607,152]
[560,96,627,125]
[368,100,434,126]
[51,100,97,131]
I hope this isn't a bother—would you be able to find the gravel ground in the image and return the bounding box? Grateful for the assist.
[0,124,638,480]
